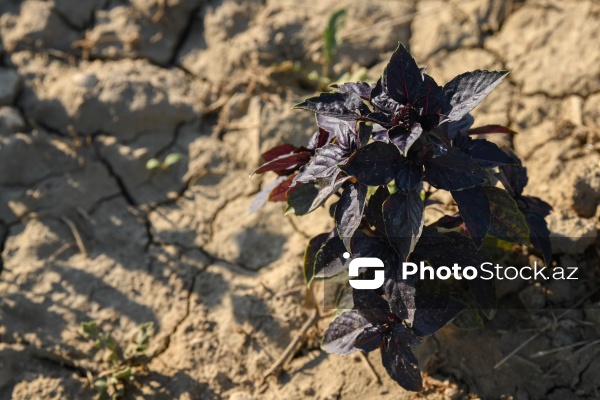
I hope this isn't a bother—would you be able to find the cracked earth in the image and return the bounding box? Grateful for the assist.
[0,0,599,399]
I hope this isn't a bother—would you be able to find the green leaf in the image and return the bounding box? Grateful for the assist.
[485,186,530,245]
[163,153,184,167]
[302,232,331,284]
[82,321,99,337]
[112,367,132,380]
[323,9,347,66]
[94,378,108,389]
[452,308,485,329]
[134,322,154,353]
[145,158,161,170]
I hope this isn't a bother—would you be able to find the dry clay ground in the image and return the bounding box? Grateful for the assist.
[0,0,599,399]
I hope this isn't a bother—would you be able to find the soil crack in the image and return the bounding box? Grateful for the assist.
[151,269,200,359]
[92,141,137,206]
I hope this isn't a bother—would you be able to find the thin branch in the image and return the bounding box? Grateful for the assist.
[260,308,319,382]
[494,289,598,369]
[60,216,88,258]
[530,340,598,358]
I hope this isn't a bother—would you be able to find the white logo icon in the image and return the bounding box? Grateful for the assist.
[345,252,385,290]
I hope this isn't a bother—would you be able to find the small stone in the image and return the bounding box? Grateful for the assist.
[71,73,98,89]
[572,163,600,218]
[0,68,20,106]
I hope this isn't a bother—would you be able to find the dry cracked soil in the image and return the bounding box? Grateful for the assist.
[0,0,599,399]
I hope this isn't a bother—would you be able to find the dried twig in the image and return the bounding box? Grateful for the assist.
[530,340,598,358]
[494,289,598,369]
[260,308,319,382]
[60,216,88,258]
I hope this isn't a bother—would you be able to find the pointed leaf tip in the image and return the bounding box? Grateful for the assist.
[444,70,510,121]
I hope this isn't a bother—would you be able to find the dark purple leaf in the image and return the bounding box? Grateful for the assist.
[389,123,424,155]
[410,226,454,262]
[390,323,422,346]
[333,82,373,99]
[303,231,333,283]
[419,113,445,132]
[365,186,390,233]
[322,311,371,355]
[427,133,448,157]
[466,124,518,136]
[412,294,464,337]
[380,336,423,391]
[365,112,393,128]
[497,150,527,197]
[316,114,340,134]
[385,43,424,105]
[253,151,312,175]
[308,128,334,150]
[395,154,423,191]
[433,214,464,230]
[438,113,474,141]
[370,75,399,115]
[353,288,389,324]
[420,231,496,318]
[286,174,350,216]
[523,195,552,218]
[451,186,490,247]
[268,174,296,202]
[524,211,552,265]
[485,186,530,245]
[294,144,346,183]
[384,274,415,322]
[351,231,396,261]
[335,183,368,251]
[424,148,489,191]
[313,234,351,278]
[334,121,358,153]
[316,115,357,153]
[443,70,509,121]
[415,74,449,115]
[341,141,400,186]
[454,133,515,168]
[521,195,552,264]
[424,231,489,267]
[294,92,368,120]
[371,124,390,142]
[357,122,371,148]
[382,190,424,261]
[354,325,386,352]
